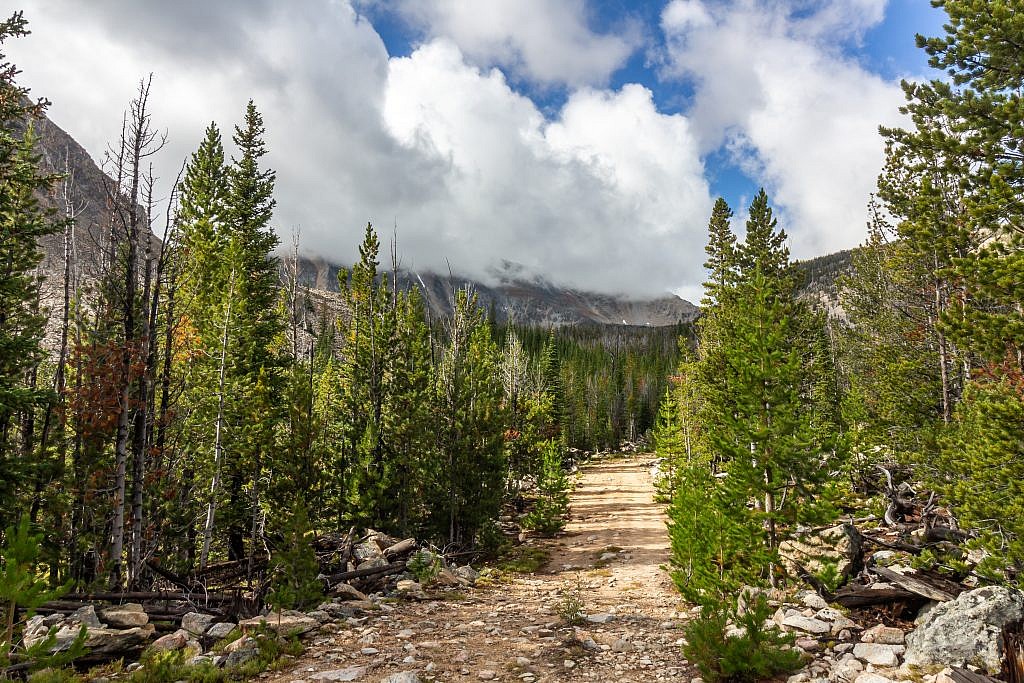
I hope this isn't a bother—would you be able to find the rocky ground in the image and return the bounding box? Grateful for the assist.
[266,455,695,682]
[29,454,1022,682]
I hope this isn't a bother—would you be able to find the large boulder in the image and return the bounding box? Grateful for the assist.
[779,523,861,580]
[24,614,155,656]
[904,585,1024,674]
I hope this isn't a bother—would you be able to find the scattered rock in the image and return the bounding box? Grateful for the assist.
[150,629,189,652]
[206,622,237,641]
[585,613,614,624]
[904,585,1024,674]
[477,670,496,680]
[240,610,320,636]
[380,673,420,683]
[831,656,864,682]
[852,643,904,667]
[99,603,149,629]
[181,611,216,637]
[853,674,896,683]
[861,624,904,645]
[782,614,830,635]
[311,667,368,682]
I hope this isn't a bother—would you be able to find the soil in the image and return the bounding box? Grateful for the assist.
[268,454,694,682]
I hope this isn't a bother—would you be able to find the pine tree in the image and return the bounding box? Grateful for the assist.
[701,197,736,309]
[0,13,60,529]
[429,289,506,547]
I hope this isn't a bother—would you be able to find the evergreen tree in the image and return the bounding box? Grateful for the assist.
[429,290,506,547]
[701,197,736,309]
[0,13,61,529]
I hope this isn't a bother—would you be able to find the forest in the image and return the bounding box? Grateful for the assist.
[0,5,679,634]
[654,1,1024,674]
[1,0,1023,679]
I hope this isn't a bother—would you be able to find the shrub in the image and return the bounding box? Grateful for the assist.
[683,591,801,683]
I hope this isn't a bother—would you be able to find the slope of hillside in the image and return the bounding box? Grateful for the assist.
[295,256,699,328]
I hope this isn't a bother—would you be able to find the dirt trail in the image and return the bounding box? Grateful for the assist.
[271,455,693,682]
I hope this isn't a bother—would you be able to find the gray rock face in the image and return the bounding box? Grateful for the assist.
[905,585,1024,674]
[380,672,420,683]
[206,622,237,641]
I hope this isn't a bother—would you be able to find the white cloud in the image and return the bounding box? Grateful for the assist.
[9,1,712,296]
[386,0,639,88]
[660,0,907,258]
[382,41,713,294]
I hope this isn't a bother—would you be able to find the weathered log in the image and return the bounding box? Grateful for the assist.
[949,667,1002,683]
[383,538,417,558]
[324,561,406,585]
[832,585,919,608]
[869,566,961,602]
[60,591,235,603]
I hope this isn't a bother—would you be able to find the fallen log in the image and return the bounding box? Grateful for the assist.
[950,667,1001,683]
[383,538,417,558]
[869,566,961,602]
[832,585,920,608]
[324,561,406,585]
[60,591,236,604]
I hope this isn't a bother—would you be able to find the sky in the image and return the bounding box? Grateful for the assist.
[7,0,946,300]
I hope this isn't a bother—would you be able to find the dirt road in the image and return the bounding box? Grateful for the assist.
[271,455,693,682]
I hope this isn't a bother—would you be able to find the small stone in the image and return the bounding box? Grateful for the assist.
[207,622,237,641]
[585,613,614,624]
[564,659,576,669]
[795,637,820,652]
[360,647,379,655]
[310,667,367,681]
[862,624,904,645]
[515,656,531,666]
[782,614,830,635]
[853,674,896,683]
[852,643,904,667]
[797,590,829,610]
[477,671,497,681]
[99,603,149,629]
[397,629,415,638]
[151,629,188,652]
[380,673,420,683]
[831,657,864,683]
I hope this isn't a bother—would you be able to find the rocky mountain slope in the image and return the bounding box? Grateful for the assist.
[28,110,697,330]
[295,256,698,328]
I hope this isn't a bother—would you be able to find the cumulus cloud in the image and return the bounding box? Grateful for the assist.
[9,0,712,296]
[660,0,907,257]
[383,0,640,88]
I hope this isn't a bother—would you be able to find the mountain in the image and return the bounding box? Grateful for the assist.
[795,248,855,318]
[293,256,698,328]
[25,110,697,329]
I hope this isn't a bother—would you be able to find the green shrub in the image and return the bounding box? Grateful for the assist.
[407,550,442,584]
[557,574,586,626]
[683,592,801,683]
[522,440,570,534]
[266,503,323,612]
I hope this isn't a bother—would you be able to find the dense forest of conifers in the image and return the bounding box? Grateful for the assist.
[656,1,1023,669]
[0,8,680,621]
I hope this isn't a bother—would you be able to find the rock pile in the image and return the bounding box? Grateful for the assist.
[774,585,1024,683]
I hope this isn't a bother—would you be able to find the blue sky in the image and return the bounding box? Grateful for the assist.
[362,0,946,215]
[10,0,950,298]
